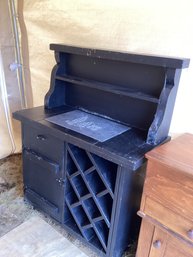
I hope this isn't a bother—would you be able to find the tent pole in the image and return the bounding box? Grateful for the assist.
[9,0,27,109]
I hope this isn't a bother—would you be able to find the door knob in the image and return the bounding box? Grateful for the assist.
[187,229,193,239]
[153,240,161,249]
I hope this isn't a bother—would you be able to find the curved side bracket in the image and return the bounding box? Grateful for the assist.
[147,68,182,145]
[45,52,66,109]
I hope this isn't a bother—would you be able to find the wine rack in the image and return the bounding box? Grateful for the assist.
[64,143,118,253]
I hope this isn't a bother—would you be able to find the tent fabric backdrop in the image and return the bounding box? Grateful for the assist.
[21,0,193,132]
[0,0,193,159]
[0,0,22,158]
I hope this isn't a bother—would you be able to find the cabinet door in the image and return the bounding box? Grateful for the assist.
[136,219,163,257]
[148,226,167,257]
[23,147,64,222]
[149,226,193,257]
[137,219,193,257]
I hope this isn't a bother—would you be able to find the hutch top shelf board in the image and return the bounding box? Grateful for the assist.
[14,44,189,170]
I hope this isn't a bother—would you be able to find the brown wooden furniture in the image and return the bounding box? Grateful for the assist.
[136,133,193,257]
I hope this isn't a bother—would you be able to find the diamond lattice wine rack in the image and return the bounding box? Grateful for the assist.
[64,143,117,253]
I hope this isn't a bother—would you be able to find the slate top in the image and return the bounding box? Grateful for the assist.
[13,105,163,171]
[46,110,130,143]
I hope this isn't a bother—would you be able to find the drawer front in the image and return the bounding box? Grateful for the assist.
[143,161,193,221]
[165,232,193,257]
[23,149,64,222]
[164,243,191,257]
[22,123,64,164]
[144,197,193,244]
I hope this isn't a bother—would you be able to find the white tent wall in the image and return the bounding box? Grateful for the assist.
[1,0,193,159]
[0,0,33,159]
[0,0,22,158]
[21,0,193,134]
[0,50,15,158]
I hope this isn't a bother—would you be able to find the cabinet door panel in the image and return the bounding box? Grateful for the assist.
[23,149,64,222]
[25,188,59,217]
[149,226,167,257]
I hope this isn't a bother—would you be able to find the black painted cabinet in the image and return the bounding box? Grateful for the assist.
[14,44,189,257]
[21,121,144,256]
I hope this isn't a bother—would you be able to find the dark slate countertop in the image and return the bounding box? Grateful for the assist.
[13,105,161,170]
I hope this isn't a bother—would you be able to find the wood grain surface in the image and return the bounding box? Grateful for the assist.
[146,133,193,176]
[143,160,193,221]
[137,133,193,257]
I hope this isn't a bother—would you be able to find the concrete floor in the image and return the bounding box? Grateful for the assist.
[0,216,88,257]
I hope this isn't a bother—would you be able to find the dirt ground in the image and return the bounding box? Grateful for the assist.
[0,154,135,257]
[0,154,35,236]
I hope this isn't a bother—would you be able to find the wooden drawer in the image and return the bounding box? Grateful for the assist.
[142,160,193,222]
[22,123,64,163]
[144,197,193,244]
[164,235,193,257]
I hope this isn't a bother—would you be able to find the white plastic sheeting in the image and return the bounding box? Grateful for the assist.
[0,51,16,158]
[0,0,22,158]
[1,0,193,159]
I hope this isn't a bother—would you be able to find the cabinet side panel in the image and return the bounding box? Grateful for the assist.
[108,164,146,257]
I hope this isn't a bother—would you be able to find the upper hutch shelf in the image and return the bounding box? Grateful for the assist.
[45,44,189,146]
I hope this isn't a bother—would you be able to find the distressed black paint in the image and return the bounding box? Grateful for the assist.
[13,44,189,257]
